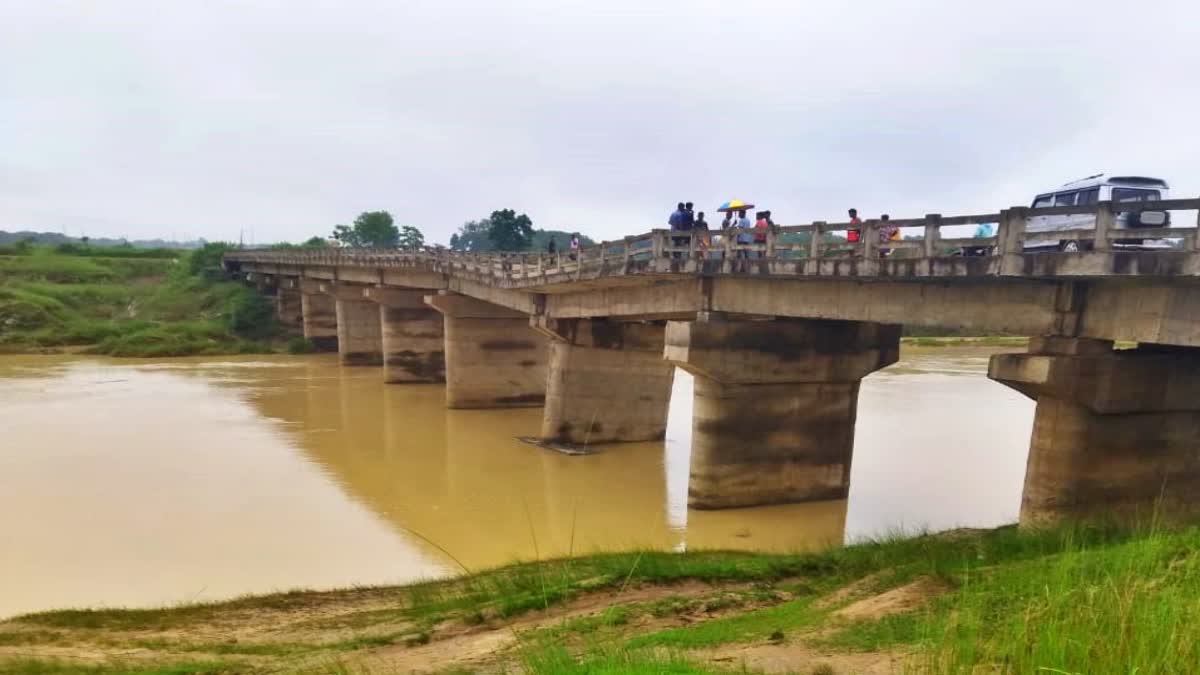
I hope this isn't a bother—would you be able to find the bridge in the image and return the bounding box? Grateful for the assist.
[225,199,1200,527]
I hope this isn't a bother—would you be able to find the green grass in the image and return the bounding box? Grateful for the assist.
[521,646,735,674]
[0,243,284,356]
[10,524,1200,674]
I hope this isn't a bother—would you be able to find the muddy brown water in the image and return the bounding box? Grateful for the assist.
[0,347,1032,618]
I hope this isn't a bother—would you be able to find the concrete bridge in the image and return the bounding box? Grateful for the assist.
[225,199,1200,527]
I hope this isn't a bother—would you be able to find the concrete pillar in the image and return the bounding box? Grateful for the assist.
[364,286,445,383]
[425,292,547,409]
[299,279,338,352]
[665,315,900,509]
[319,282,383,366]
[990,337,1200,526]
[535,318,674,445]
[275,278,303,328]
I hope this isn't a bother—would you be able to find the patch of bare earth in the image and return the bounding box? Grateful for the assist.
[702,576,948,675]
[833,577,947,622]
[347,580,782,674]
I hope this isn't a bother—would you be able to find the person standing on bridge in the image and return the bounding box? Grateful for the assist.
[847,208,862,245]
[694,211,710,258]
[668,202,687,259]
[735,210,752,259]
[754,211,769,258]
[569,232,581,261]
[547,237,557,255]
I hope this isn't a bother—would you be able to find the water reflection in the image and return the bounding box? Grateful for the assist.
[0,346,1032,618]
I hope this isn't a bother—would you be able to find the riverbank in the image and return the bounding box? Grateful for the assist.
[2,523,1196,674]
[0,244,286,356]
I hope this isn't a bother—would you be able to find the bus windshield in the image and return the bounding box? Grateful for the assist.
[1111,188,1161,202]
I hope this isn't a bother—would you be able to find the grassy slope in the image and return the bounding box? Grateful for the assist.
[0,245,282,356]
[3,524,1198,674]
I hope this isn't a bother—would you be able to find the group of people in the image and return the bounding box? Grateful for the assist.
[545,232,582,259]
[847,208,902,256]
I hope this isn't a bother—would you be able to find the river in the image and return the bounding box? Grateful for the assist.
[0,347,1032,618]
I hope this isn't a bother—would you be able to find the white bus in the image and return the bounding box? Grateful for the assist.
[1026,174,1171,252]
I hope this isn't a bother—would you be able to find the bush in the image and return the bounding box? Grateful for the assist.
[286,336,317,354]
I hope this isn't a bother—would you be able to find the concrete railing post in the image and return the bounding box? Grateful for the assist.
[999,207,1028,275]
[923,214,942,258]
[809,222,825,259]
[1093,203,1114,252]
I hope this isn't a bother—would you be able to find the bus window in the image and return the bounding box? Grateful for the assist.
[1112,188,1160,202]
[1077,187,1100,205]
[1032,195,1053,208]
[1054,192,1077,206]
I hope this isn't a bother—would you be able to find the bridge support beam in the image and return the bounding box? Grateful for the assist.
[364,287,445,383]
[666,315,900,509]
[275,278,303,328]
[535,318,674,445]
[299,280,338,352]
[426,292,547,409]
[319,282,383,366]
[990,337,1200,527]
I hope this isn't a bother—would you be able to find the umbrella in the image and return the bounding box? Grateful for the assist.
[717,200,755,213]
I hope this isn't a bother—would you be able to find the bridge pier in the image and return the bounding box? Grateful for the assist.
[666,315,900,509]
[319,282,383,366]
[535,318,674,445]
[299,280,338,352]
[275,278,303,328]
[364,287,445,383]
[990,337,1200,527]
[425,292,547,409]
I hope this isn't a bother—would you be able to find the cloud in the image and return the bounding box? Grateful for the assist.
[1,0,1196,244]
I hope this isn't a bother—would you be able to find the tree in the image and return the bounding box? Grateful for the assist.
[397,225,425,251]
[486,209,534,251]
[332,211,400,248]
[449,220,493,252]
[302,236,327,248]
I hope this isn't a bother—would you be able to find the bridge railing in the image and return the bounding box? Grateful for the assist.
[225,198,1200,278]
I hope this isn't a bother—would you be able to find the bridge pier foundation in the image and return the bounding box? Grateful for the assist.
[426,293,547,409]
[665,315,900,509]
[535,318,674,445]
[319,282,383,366]
[364,287,445,383]
[275,279,303,328]
[299,280,338,352]
[990,337,1200,527]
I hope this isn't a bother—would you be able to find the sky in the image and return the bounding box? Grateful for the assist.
[2,0,1198,245]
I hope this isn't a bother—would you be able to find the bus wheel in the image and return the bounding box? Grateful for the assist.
[1059,240,1081,253]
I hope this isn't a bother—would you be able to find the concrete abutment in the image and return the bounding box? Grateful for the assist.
[990,337,1200,527]
[426,293,548,409]
[536,318,674,445]
[666,315,900,509]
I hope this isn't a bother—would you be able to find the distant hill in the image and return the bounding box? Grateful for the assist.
[0,230,205,249]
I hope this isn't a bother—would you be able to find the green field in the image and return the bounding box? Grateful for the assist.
[0,243,284,357]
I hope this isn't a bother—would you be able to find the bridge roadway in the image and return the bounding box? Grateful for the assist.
[226,200,1200,527]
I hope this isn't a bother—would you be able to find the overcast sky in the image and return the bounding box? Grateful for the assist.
[2,0,1197,245]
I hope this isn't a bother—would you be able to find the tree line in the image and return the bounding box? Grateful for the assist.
[280,209,594,252]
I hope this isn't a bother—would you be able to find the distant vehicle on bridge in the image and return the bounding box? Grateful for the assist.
[1026,174,1172,252]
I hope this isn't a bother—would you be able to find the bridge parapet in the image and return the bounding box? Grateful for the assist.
[225,198,1200,284]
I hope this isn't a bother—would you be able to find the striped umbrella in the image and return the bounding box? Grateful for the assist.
[717,200,755,213]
